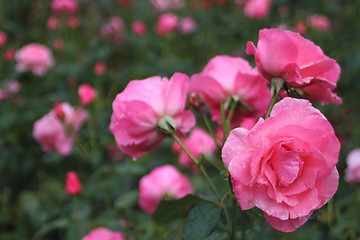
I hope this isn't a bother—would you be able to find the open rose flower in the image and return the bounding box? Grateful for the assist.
[64,171,82,195]
[139,165,194,214]
[155,13,179,36]
[15,43,55,76]
[307,14,331,31]
[109,72,195,159]
[150,0,184,11]
[82,227,124,240]
[189,55,270,128]
[244,0,273,19]
[222,97,340,232]
[51,0,78,14]
[78,84,96,105]
[345,148,360,183]
[33,103,88,155]
[247,28,341,104]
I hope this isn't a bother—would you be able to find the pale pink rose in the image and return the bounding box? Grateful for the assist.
[345,148,360,183]
[15,43,55,76]
[189,55,271,128]
[247,28,341,104]
[295,21,307,35]
[94,61,107,75]
[0,31,7,47]
[139,165,193,214]
[307,14,331,31]
[82,227,124,240]
[33,103,88,155]
[179,17,196,35]
[47,16,60,30]
[64,171,82,195]
[99,17,125,45]
[4,48,15,61]
[78,84,96,105]
[0,80,21,101]
[222,97,340,232]
[172,128,217,170]
[244,0,273,19]
[110,73,196,158]
[51,0,78,14]
[132,21,147,36]
[155,13,179,36]
[150,0,184,11]
[67,16,79,29]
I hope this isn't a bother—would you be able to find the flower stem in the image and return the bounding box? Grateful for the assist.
[265,93,278,119]
[220,103,228,140]
[201,110,221,149]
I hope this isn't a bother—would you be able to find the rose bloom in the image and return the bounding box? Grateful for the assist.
[244,0,273,19]
[155,13,179,36]
[94,61,106,75]
[172,128,217,170]
[179,17,196,35]
[222,97,340,232]
[189,55,270,128]
[247,28,341,104]
[15,43,55,76]
[4,48,15,61]
[64,171,82,195]
[132,21,147,36]
[295,21,307,35]
[307,14,331,31]
[78,84,96,105]
[33,102,88,155]
[0,31,7,47]
[53,39,64,50]
[47,16,60,30]
[99,17,125,45]
[150,0,184,11]
[67,16,79,29]
[82,227,124,240]
[109,72,195,158]
[139,165,194,214]
[345,148,360,183]
[0,80,21,101]
[51,0,78,14]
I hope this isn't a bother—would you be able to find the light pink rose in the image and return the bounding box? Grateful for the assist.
[189,55,271,128]
[246,28,341,104]
[345,148,360,183]
[0,31,7,47]
[82,227,124,240]
[155,13,179,36]
[139,165,194,214]
[179,17,196,35]
[99,17,125,45]
[150,0,184,11]
[15,43,55,76]
[47,16,60,30]
[33,103,88,155]
[51,0,78,14]
[78,84,96,105]
[222,97,340,232]
[110,73,195,158]
[307,14,331,31]
[132,21,147,36]
[0,80,21,102]
[244,0,273,19]
[64,171,82,195]
[172,128,217,170]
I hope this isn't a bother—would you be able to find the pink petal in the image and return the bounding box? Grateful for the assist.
[264,212,311,232]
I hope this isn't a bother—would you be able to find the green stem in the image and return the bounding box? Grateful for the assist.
[75,138,91,161]
[73,197,83,238]
[265,92,278,119]
[201,111,221,149]
[231,198,237,240]
[220,103,227,140]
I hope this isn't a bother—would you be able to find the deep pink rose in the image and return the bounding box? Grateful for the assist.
[110,73,195,158]
[51,0,78,14]
[15,43,55,76]
[82,227,124,240]
[247,28,341,104]
[33,103,88,155]
[222,97,340,232]
[64,171,82,195]
[78,84,96,105]
[189,55,270,128]
[94,61,107,75]
[139,165,193,214]
[150,0,184,11]
[179,17,196,35]
[155,13,179,36]
[244,0,273,19]
[345,148,360,183]
[47,16,60,30]
[172,128,217,170]
[307,14,331,31]
[4,48,15,61]
[132,21,147,36]
[0,31,7,47]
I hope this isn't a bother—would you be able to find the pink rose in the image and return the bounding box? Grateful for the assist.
[222,97,340,232]
[295,21,307,35]
[33,102,88,155]
[246,28,341,104]
[172,128,217,170]
[179,17,196,35]
[94,61,107,75]
[0,31,7,47]
[99,17,125,45]
[155,13,179,36]
[64,171,82,195]
[67,16,79,29]
[53,39,64,50]
[150,0,184,11]
[15,43,55,76]
[47,16,60,30]
[0,80,21,101]
[4,48,15,61]
[109,73,195,158]
[132,21,147,36]
[244,0,273,19]
[78,84,96,105]
[307,14,331,31]
[82,227,124,240]
[139,165,193,214]
[51,0,78,14]
[345,148,360,183]
[189,55,270,128]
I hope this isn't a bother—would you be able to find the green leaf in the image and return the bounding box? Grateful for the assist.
[182,203,221,240]
[33,218,68,240]
[152,194,212,225]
